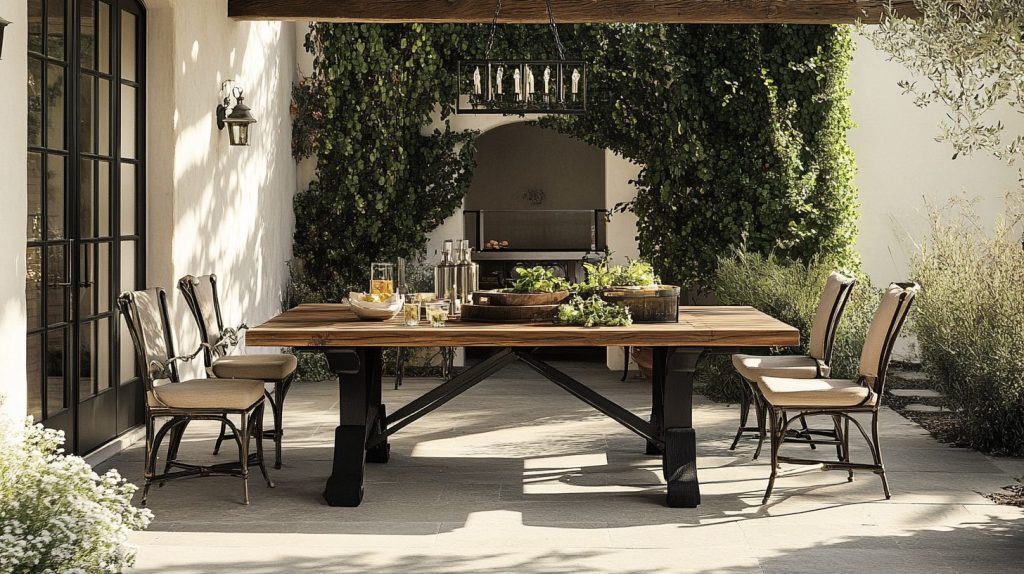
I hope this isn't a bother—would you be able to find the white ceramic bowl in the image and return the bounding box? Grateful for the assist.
[348,292,403,321]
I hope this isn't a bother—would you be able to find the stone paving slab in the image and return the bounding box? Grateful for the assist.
[94,361,1024,573]
[889,388,943,398]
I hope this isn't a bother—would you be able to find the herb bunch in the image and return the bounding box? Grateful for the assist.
[557,295,633,327]
[510,266,572,294]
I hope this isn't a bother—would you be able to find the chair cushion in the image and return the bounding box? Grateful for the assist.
[757,376,876,408]
[150,379,265,410]
[212,354,298,380]
[732,354,828,381]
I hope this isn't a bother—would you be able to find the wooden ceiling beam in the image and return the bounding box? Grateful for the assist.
[228,1,919,25]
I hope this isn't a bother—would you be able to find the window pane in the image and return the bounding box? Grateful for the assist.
[28,0,43,54]
[97,318,111,391]
[79,159,93,239]
[119,84,135,158]
[46,0,65,60]
[98,78,110,155]
[27,334,43,420]
[80,0,96,70]
[119,241,136,294]
[98,2,111,74]
[26,246,43,329]
[46,63,65,150]
[28,153,43,241]
[98,161,110,236]
[79,75,94,154]
[79,321,95,398]
[97,242,110,313]
[45,156,65,240]
[46,330,66,416]
[28,59,42,147]
[120,163,135,235]
[120,11,136,82]
[46,245,68,326]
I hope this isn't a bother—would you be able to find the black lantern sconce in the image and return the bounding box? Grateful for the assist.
[216,80,257,146]
[0,17,11,60]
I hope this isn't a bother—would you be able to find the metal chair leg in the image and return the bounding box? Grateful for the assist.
[871,412,891,499]
[620,346,630,381]
[752,394,767,461]
[394,347,406,389]
[162,417,191,484]
[212,420,228,455]
[799,416,816,450]
[143,417,176,507]
[762,406,780,504]
[729,380,752,451]
[239,411,250,505]
[254,403,274,488]
[844,416,854,482]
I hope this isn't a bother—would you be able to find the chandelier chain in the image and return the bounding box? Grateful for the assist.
[484,0,566,61]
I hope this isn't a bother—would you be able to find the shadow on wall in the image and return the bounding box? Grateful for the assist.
[146,0,296,378]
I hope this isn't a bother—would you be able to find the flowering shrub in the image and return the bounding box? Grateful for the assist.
[0,408,152,572]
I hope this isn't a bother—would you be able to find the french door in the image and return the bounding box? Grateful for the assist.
[26,0,146,454]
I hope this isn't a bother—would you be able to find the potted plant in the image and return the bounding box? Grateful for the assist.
[578,259,680,323]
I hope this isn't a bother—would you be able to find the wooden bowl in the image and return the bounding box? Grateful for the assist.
[482,290,571,306]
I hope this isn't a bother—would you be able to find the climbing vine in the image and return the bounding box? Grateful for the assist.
[291,23,858,296]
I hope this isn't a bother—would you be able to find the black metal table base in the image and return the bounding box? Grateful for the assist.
[320,345,708,508]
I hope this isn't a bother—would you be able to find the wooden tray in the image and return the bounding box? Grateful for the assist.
[474,290,571,306]
[460,303,559,323]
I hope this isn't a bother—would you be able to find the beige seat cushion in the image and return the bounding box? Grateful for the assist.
[732,354,828,381]
[757,376,876,408]
[212,354,298,380]
[150,379,265,410]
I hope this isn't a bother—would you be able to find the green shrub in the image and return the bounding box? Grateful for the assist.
[912,203,1024,455]
[0,406,152,571]
[699,250,878,402]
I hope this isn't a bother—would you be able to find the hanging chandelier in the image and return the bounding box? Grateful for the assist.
[456,0,587,115]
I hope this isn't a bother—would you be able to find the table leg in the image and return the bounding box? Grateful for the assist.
[647,348,665,455]
[658,347,704,508]
[365,347,390,463]
[323,347,378,507]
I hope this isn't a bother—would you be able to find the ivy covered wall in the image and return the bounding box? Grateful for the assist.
[290,23,858,298]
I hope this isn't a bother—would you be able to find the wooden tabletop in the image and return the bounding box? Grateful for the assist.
[246,304,800,349]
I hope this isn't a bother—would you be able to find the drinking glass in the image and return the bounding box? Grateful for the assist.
[403,302,420,327]
[370,262,394,298]
[426,304,448,328]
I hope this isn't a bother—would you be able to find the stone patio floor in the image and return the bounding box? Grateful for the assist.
[97,360,1024,573]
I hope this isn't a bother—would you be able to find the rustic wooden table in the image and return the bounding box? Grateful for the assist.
[247,304,798,508]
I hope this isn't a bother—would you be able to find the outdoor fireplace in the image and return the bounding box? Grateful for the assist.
[462,122,608,288]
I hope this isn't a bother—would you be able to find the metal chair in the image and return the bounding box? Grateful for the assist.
[118,288,272,506]
[758,282,919,503]
[178,274,298,469]
[729,271,856,459]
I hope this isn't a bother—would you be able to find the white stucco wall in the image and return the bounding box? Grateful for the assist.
[849,32,1021,286]
[146,1,297,379]
[0,0,29,419]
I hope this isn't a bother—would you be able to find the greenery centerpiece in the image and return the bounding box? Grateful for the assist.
[577,258,680,323]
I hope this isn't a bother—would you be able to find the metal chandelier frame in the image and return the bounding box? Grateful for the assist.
[456,0,588,115]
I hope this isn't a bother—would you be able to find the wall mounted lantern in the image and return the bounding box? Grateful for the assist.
[216,81,257,146]
[0,17,11,60]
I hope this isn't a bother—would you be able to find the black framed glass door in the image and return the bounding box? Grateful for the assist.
[26,0,145,455]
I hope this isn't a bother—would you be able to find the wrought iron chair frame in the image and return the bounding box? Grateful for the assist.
[730,274,857,459]
[761,282,918,503]
[118,288,272,506]
[178,274,296,469]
